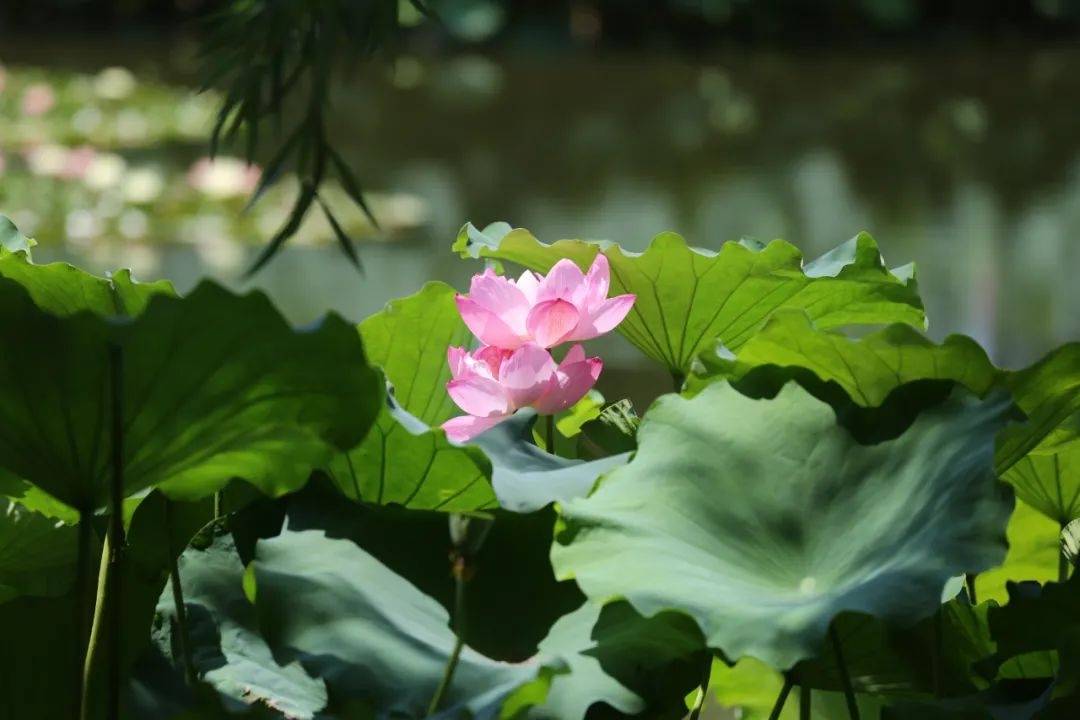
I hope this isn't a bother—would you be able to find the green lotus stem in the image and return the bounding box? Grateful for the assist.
[672,370,685,391]
[213,490,223,519]
[81,530,112,720]
[829,625,860,720]
[799,682,811,720]
[965,574,978,604]
[545,414,555,454]
[1060,520,1071,583]
[767,673,795,720]
[687,656,713,720]
[74,509,94,711]
[105,343,127,719]
[164,501,196,686]
[427,559,468,716]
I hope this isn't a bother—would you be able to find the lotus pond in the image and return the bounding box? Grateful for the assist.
[0,205,1079,719]
[2,39,1080,720]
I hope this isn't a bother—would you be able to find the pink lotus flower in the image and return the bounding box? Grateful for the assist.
[442,343,602,442]
[21,83,56,117]
[455,255,636,349]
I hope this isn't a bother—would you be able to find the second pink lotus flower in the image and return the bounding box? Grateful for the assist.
[442,343,602,442]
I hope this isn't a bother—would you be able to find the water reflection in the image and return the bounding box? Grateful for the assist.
[8,48,1080,409]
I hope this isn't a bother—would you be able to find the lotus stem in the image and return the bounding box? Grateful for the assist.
[687,656,713,720]
[213,490,223,519]
[799,682,811,720]
[74,509,94,711]
[545,414,555,454]
[829,625,860,720]
[106,343,127,718]
[164,501,196,686]
[767,672,795,720]
[672,370,685,392]
[426,561,467,716]
[965,574,978,604]
[81,530,112,720]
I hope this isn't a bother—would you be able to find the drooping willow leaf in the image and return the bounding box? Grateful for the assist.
[0,275,380,512]
[552,382,1016,669]
[453,223,925,377]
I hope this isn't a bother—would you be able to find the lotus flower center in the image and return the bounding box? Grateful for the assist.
[797,577,817,595]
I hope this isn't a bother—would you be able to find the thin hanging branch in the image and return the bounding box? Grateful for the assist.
[199,0,437,275]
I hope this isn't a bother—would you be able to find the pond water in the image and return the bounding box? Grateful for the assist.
[4,42,1079,409]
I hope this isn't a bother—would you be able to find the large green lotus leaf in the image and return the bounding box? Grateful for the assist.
[552,382,1016,669]
[153,489,703,719]
[327,395,497,511]
[471,411,631,513]
[1001,434,1080,525]
[359,281,468,426]
[0,498,78,602]
[975,500,1061,605]
[996,344,1080,474]
[686,310,999,405]
[453,223,925,376]
[249,526,546,719]
[0,253,175,318]
[528,600,706,719]
[793,601,998,699]
[327,282,496,511]
[281,482,582,661]
[985,574,1080,672]
[152,523,329,719]
[0,277,380,511]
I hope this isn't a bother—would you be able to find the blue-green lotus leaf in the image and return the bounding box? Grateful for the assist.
[471,411,630,513]
[553,382,1016,669]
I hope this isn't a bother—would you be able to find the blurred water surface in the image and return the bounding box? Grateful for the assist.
[3,42,1079,407]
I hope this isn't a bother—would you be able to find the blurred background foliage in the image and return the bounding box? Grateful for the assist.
[1,0,1079,409]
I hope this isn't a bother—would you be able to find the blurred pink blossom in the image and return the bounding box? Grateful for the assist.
[455,255,635,349]
[60,146,97,181]
[21,83,56,117]
[442,343,602,442]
